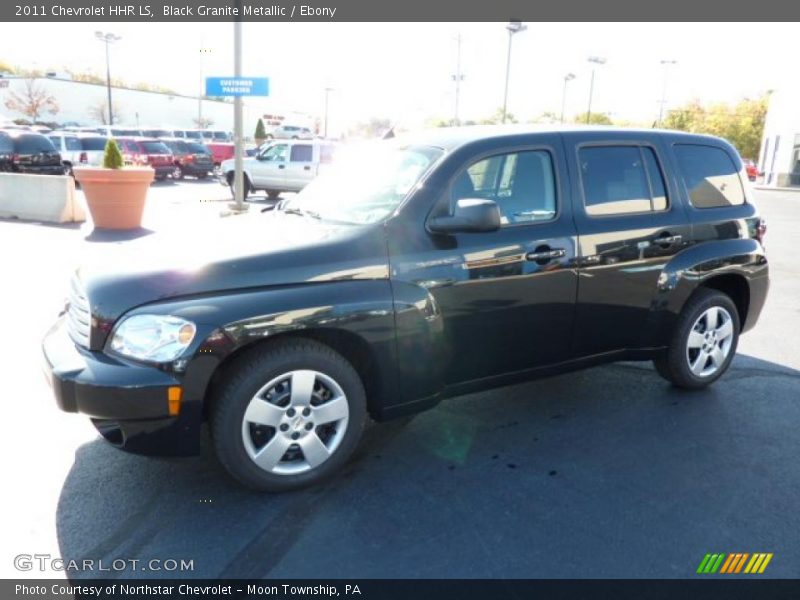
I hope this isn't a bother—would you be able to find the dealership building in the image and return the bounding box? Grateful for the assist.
[758,87,800,187]
[0,75,311,136]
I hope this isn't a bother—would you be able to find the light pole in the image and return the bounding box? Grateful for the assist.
[323,87,334,138]
[560,73,575,124]
[95,31,121,125]
[657,59,677,127]
[586,56,606,124]
[502,20,527,124]
[452,33,465,125]
[199,41,211,126]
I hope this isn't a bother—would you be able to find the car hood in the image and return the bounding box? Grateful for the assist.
[220,156,258,170]
[77,211,389,326]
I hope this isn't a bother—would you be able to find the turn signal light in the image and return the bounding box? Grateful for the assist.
[167,386,182,416]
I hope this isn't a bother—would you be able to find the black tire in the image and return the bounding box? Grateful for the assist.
[227,172,250,200]
[653,288,740,390]
[266,190,281,200]
[211,339,368,492]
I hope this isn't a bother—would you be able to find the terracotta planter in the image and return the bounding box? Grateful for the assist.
[74,167,154,229]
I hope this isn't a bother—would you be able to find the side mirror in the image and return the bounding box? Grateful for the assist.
[428,198,501,234]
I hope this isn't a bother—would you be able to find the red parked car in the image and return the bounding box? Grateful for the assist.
[206,142,234,171]
[114,137,175,181]
[742,158,758,182]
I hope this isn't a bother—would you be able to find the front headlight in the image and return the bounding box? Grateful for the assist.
[109,314,197,363]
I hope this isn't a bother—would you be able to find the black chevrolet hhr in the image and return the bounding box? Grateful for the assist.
[43,126,769,491]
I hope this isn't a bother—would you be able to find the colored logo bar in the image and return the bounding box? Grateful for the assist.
[697,553,773,574]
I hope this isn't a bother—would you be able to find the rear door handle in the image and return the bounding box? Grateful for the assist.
[303,165,311,170]
[526,248,566,262]
[278,164,285,169]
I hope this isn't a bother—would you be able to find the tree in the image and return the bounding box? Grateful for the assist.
[4,78,59,121]
[102,139,124,169]
[479,108,518,125]
[663,95,769,159]
[254,118,266,140]
[88,99,123,125]
[572,112,613,125]
[347,117,392,139]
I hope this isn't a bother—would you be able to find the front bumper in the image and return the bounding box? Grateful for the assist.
[181,163,212,176]
[152,165,174,178]
[42,317,202,455]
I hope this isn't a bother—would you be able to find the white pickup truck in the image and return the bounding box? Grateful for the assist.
[219,139,336,200]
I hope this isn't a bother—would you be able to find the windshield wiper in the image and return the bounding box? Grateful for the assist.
[282,207,321,219]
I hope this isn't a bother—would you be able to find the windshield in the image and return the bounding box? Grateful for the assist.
[141,141,170,154]
[186,142,208,153]
[283,143,443,225]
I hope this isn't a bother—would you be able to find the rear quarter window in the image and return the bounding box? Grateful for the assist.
[674,144,745,208]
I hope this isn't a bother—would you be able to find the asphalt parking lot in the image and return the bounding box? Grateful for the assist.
[1,182,798,579]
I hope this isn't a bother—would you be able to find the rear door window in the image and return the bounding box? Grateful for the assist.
[65,137,82,151]
[674,144,745,208]
[579,145,668,216]
[290,144,313,162]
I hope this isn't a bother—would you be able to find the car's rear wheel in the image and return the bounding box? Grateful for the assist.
[654,288,739,389]
[211,339,367,491]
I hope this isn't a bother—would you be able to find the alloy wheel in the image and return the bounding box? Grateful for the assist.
[241,370,349,475]
[685,306,734,378]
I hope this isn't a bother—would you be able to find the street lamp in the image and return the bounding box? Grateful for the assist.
[586,56,606,124]
[561,73,575,124]
[323,87,334,138]
[502,20,527,124]
[658,59,677,127]
[199,42,211,126]
[95,31,121,126]
[452,33,465,126]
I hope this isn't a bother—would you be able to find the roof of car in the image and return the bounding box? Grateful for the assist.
[392,124,725,151]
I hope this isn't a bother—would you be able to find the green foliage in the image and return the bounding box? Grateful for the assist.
[254,118,266,139]
[663,95,769,159]
[103,139,124,170]
[480,108,518,125]
[573,112,613,125]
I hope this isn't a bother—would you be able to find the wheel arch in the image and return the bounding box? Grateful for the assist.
[203,328,384,422]
[644,238,767,346]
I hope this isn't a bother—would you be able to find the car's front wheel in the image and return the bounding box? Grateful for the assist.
[654,288,740,389]
[211,339,367,491]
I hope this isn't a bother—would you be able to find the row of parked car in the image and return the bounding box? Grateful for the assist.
[0,125,239,181]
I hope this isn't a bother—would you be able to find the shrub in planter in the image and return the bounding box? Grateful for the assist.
[73,139,154,229]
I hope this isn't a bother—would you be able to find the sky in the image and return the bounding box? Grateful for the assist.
[0,22,794,130]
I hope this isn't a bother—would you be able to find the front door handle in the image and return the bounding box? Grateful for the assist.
[526,247,566,263]
[303,165,311,171]
[656,233,682,246]
[278,164,285,169]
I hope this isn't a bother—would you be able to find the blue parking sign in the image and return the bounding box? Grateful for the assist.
[205,77,269,97]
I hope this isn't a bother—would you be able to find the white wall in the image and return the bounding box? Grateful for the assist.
[0,77,312,137]
[759,89,800,187]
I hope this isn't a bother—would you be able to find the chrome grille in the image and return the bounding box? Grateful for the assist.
[66,275,91,348]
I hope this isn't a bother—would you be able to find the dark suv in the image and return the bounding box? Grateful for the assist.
[0,130,64,175]
[43,127,769,491]
[160,138,213,179]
